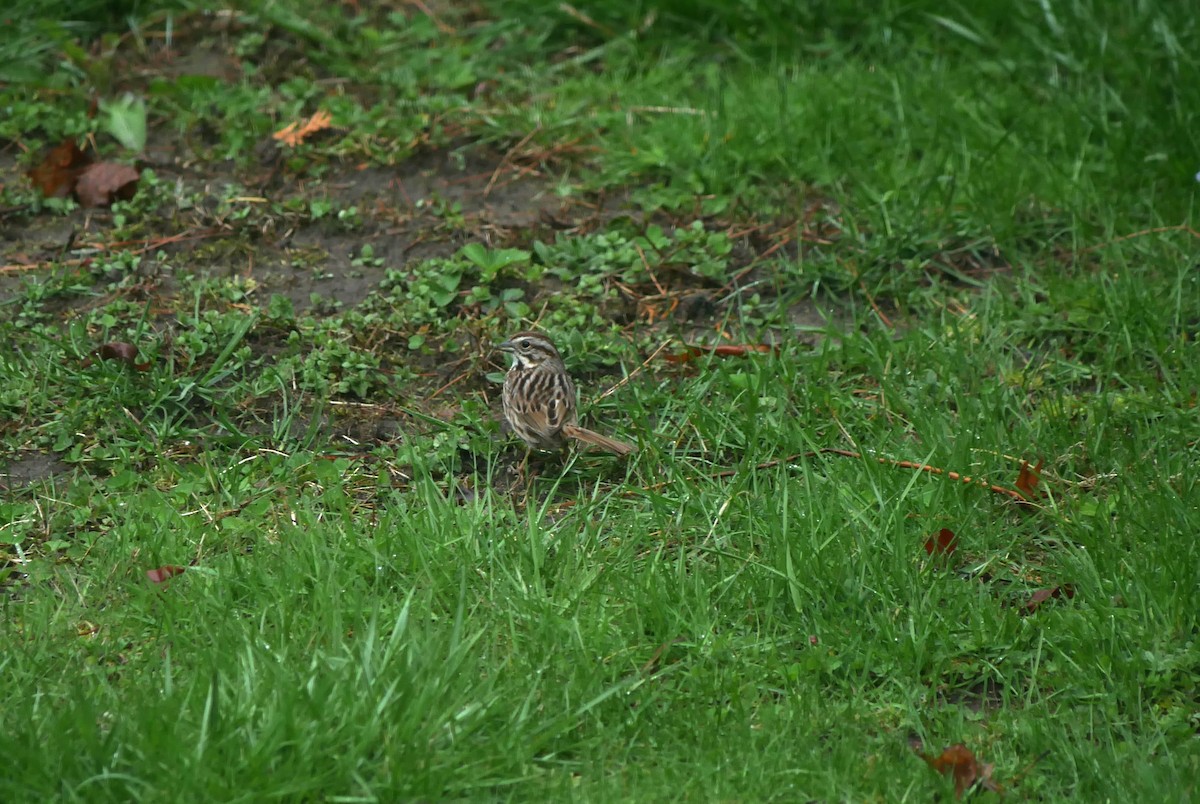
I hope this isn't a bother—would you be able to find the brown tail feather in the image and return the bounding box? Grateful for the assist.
[562,424,637,456]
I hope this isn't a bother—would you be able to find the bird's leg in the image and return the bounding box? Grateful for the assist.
[517,446,540,486]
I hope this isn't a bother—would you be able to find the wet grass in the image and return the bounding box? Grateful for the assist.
[1,0,1198,800]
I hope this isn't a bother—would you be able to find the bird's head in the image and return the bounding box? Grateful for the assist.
[497,331,562,369]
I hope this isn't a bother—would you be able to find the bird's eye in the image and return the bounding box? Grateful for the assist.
[520,340,531,349]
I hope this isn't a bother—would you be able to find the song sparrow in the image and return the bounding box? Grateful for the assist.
[498,331,636,456]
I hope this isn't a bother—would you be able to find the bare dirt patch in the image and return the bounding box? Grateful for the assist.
[0,451,70,489]
[0,138,575,312]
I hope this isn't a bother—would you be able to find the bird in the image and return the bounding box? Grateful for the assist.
[497,331,636,457]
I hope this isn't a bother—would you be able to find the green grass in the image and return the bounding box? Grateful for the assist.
[2,0,1199,800]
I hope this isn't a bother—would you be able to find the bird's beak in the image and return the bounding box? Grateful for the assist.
[496,340,515,353]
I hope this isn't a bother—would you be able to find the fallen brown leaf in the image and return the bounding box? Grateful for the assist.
[1022,584,1076,615]
[82,342,152,371]
[1015,458,1044,501]
[923,527,958,557]
[27,139,90,198]
[916,742,1002,798]
[74,162,140,207]
[146,565,186,584]
[273,110,333,147]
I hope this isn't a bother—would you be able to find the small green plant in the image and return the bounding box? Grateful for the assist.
[672,220,733,281]
[533,222,734,292]
[265,293,296,324]
[108,169,170,234]
[99,92,147,152]
[309,198,333,219]
[351,244,384,270]
[462,284,528,319]
[459,243,530,281]
[294,337,386,398]
[416,193,466,229]
[336,205,363,230]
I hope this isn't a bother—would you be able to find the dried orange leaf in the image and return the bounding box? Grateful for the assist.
[74,162,140,207]
[273,110,333,147]
[917,743,1001,798]
[27,139,90,198]
[923,527,958,556]
[146,565,186,584]
[1015,458,1044,500]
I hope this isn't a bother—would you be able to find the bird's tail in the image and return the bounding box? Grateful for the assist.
[562,424,637,456]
